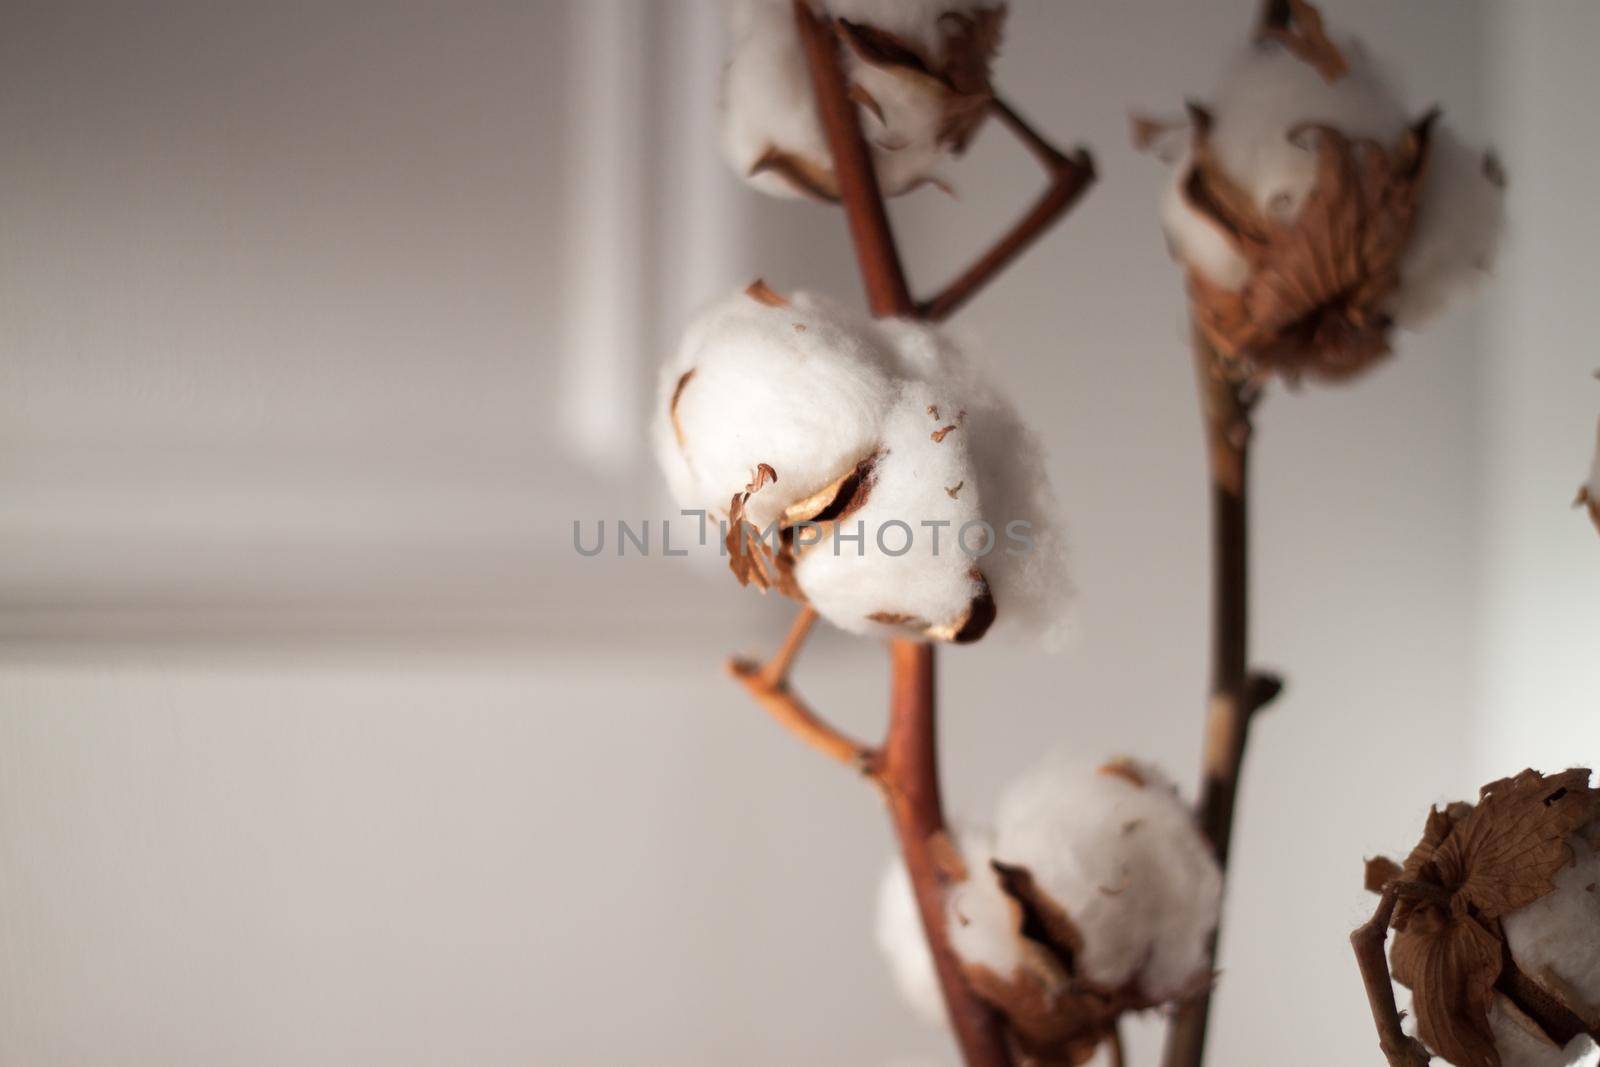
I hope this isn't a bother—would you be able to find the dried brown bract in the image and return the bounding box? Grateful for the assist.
[1370,769,1600,1067]
[1182,105,1438,385]
[835,5,1005,155]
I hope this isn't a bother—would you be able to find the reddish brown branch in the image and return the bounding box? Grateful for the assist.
[919,98,1096,322]
[1351,883,1437,1067]
[876,640,1016,1065]
[1160,331,1274,1067]
[793,0,914,318]
[789,4,1016,1064]
[729,607,877,771]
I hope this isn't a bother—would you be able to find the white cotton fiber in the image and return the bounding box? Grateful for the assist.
[876,826,1062,1026]
[1150,27,1506,326]
[656,284,1069,646]
[793,376,986,639]
[1488,996,1600,1067]
[720,0,834,200]
[1208,38,1408,224]
[1389,127,1506,329]
[719,0,994,199]
[656,286,897,530]
[1159,141,1251,292]
[878,319,1072,649]
[1502,827,1600,1022]
[877,846,947,1027]
[993,758,1221,1000]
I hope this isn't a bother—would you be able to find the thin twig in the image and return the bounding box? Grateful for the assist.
[729,607,877,771]
[761,605,819,686]
[919,98,1096,322]
[1160,331,1280,1067]
[1351,882,1438,1067]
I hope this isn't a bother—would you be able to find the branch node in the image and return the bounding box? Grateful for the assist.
[1246,671,1285,715]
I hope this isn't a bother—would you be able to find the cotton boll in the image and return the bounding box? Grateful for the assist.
[1390,128,1506,328]
[1208,38,1408,223]
[657,285,898,529]
[876,320,1073,648]
[1488,996,1600,1067]
[718,0,1000,199]
[876,848,946,1027]
[993,757,1221,1000]
[1502,827,1600,1022]
[792,378,990,640]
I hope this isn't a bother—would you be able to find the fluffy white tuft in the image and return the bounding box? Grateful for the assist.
[720,0,831,200]
[876,826,1061,1026]
[1488,996,1600,1067]
[719,0,989,198]
[656,287,896,530]
[793,376,986,639]
[1208,39,1408,224]
[657,285,1069,646]
[993,757,1221,999]
[876,845,946,1027]
[1159,141,1251,293]
[878,319,1073,648]
[1503,826,1600,1021]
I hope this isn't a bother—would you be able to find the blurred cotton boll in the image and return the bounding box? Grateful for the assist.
[992,757,1221,1003]
[719,0,1003,199]
[873,759,1219,1063]
[1143,3,1506,383]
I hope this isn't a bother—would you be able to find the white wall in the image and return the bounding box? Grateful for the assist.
[0,2,1585,1066]
[1476,0,1600,778]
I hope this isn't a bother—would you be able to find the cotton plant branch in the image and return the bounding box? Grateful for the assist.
[728,607,876,770]
[719,3,1093,1063]
[788,0,1094,321]
[784,3,1014,1063]
[918,98,1096,322]
[1158,337,1285,1067]
[1350,880,1449,1067]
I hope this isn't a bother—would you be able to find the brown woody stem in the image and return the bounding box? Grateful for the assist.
[1161,331,1281,1067]
[919,98,1096,322]
[1351,882,1438,1067]
[788,3,1018,1064]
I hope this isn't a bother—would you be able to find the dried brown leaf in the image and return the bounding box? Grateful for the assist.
[1365,855,1403,894]
[669,369,695,447]
[1390,915,1502,1067]
[743,278,790,308]
[749,146,840,201]
[1436,768,1600,920]
[1096,760,1148,790]
[1259,0,1350,82]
